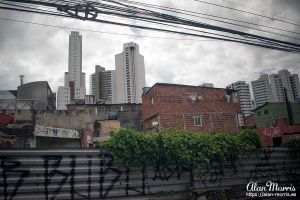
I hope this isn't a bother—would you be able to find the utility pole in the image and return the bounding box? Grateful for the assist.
[284,88,294,125]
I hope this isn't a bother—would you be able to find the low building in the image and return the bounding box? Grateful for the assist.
[34,125,81,148]
[17,81,56,110]
[67,103,142,131]
[0,90,17,100]
[253,102,300,128]
[85,95,96,104]
[256,118,300,146]
[142,83,243,134]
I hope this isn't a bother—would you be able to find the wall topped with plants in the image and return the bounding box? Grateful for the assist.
[101,128,263,168]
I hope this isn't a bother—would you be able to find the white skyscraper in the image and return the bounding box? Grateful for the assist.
[269,74,285,103]
[251,74,273,108]
[290,74,300,100]
[270,70,299,102]
[227,81,252,117]
[57,31,86,110]
[251,70,300,109]
[90,73,95,95]
[269,70,299,103]
[90,65,116,104]
[115,42,145,104]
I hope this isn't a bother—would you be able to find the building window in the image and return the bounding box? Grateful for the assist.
[150,97,154,105]
[264,109,268,115]
[257,111,261,116]
[193,115,202,126]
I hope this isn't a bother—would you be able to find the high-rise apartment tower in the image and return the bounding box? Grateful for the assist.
[227,81,252,117]
[57,31,86,110]
[251,74,273,109]
[90,65,116,104]
[115,42,146,103]
[251,70,300,109]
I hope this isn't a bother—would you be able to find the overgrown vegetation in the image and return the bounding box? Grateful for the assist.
[282,138,300,157]
[101,128,263,168]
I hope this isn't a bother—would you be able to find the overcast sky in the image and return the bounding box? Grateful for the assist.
[0,0,300,94]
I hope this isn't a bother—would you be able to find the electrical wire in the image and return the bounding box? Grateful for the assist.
[219,0,300,24]
[95,0,300,48]
[1,0,300,52]
[194,0,300,27]
[118,0,300,37]
[0,16,220,41]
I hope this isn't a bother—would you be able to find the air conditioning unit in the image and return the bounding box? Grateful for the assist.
[237,113,245,126]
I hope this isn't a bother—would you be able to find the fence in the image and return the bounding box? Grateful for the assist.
[0,148,299,199]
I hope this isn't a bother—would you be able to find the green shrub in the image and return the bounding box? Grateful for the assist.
[101,128,262,168]
[238,129,263,151]
[101,129,159,166]
[282,138,300,155]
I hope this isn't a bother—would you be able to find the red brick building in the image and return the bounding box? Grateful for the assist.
[142,83,243,134]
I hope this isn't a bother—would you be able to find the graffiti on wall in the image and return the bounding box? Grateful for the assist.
[0,149,298,200]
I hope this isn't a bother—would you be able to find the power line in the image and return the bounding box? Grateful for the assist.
[96,0,300,49]
[0,16,219,41]
[0,1,63,14]
[1,0,300,52]
[194,0,300,27]
[117,0,300,41]
[2,1,296,50]
[90,5,300,49]
[121,0,300,37]
[2,2,259,45]
[219,0,300,24]
[1,4,295,52]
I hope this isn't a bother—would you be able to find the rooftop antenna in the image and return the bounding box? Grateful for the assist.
[19,75,25,85]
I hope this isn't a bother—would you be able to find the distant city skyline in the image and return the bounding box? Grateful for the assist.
[251,70,300,109]
[0,0,300,94]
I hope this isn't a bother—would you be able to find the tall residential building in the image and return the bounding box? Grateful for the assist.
[290,74,300,99]
[90,73,95,95]
[251,74,273,109]
[57,31,86,110]
[269,74,285,103]
[251,70,300,109]
[227,81,252,117]
[278,70,294,101]
[269,70,295,103]
[115,42,146,104]
[90,65,116,104]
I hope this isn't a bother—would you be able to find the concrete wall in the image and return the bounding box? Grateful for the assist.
[67,104,142,131]
[36,137,81,148]
[99,120,120,137]
[35,110,95,130]
[2,104,142,140]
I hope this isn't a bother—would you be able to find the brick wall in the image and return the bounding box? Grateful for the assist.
[143,83,241,134]
[245,114,255,128]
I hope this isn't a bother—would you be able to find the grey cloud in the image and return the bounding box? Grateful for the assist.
[0,0,300,94]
